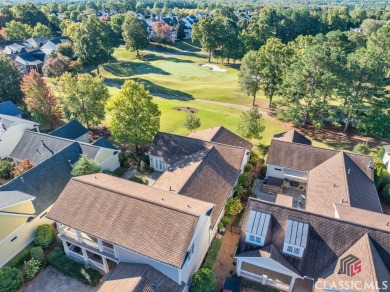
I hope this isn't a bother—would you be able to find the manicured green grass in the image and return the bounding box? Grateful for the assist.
[99,47,267,106]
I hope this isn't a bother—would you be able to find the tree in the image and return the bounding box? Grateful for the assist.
[110,14,126,41]
[237,108,265,140]
[152,22,173,44]
[192,17,224,62]
[56,43,74,58]
[58,73,109,128]
[190,268,217,292]
[5,20,32,40]
[184,113,201,132]
[21,70,62,129]
[367,23,390,77]
[43,55,70,77]
[0,7,14,28]
[73,16,116,72]
[71,155,102,177]
[12,3,49,27]
[381,184,390,203]
[257,37,288,107]
[122,15,149,56]
[352,143,370,155]
[176,23,186,40]
[342,48,385,132]
[361,19,384,36]
[238,51,262,106]
[0,53,22,104]
[225,198,243,216]
[32,23,52,38]
[106,80,160,149]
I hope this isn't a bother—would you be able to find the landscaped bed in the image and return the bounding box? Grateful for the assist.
[173,106,199,113]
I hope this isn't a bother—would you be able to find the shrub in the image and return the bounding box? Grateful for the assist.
[140,160,146,171]
[237,173,251,188]
[378,171,390,194]
[0,160,11,179]
[30,247,45,263]
[128,176,148,185]
[377,146,385,159]
[381,184,390,203]
[353,143,370,155]
[220,214,232,228]
[190,268,217,292]
[118,152,127,167]
[47,250,102,286]
[374,157,386,186]
[233,184,246,199]
[244,163,253,172]
[34,224,55,249]
[0,267,23,292]
[202,239,222,269]
[71,155,102,177]
[12,159,35,177]
[249,152,259,166]
[24,259,40,279]
[259,164,267,179]
[225,198,243,216]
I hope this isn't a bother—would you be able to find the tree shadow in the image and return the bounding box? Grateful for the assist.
[103,61,170,77]
[143,53,194,64]
[105,77,194,101]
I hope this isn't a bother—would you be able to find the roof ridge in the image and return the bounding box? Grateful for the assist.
[339,152,351,206]
[72,175,207,218]
[250,197,390,234]
[158,131,248,151]
[48,119,86,135]
[364,234,379,284]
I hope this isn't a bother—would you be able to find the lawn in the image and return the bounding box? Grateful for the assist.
[97,45,267,106]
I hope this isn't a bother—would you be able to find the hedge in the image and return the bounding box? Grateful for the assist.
[30,246,45,263]
[34,224,55,249]
[5,242,34,268]
[47,250,102,286]
[128,176,148,185]
[202,238,222,269]
[190,268,217,292]
[0,267,23,292]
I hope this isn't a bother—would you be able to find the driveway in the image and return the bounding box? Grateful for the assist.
[22,266,99,292]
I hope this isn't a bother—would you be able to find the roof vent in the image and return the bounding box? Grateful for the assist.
[187,204,191,208]
[21,177,24,183]
[347,169,351,175]
[368,161,373,169]
[40,139,44,146]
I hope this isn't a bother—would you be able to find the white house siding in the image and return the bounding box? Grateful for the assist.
[266,164,307,181]
[94,149,120,171]
[149,155,168,172]
[181,214,212,284]
[0,207,52,267]
[383,152,390,172]
[116,246,181,284]
[0,124,37,159]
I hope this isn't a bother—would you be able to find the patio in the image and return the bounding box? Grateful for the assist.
[252,179,307,210]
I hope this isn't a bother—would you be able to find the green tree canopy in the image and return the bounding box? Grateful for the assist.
[32,23,52,38]
[106,80,160,148]
[71,155,102,177]
[58,73,109,129]
[184,113,201,132]
[237,108,265,140]
[238,51,262,106]
[189,268,217,292]
[0,53,23,104]
[5,20,32,40]
[122,15,149,56]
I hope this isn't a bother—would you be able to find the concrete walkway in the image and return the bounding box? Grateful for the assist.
[23,266,99,292]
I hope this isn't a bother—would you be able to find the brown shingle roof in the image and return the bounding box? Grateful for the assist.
[48,174,214,268]
[273,130,312,145]
[99,263,185,292]
[188,126,253,150]
[266,139,374,180]
[236,198,390,280]
[334,204,390,232]
[317,234,390,291]
[306,152,382,217]
[154,145,244,227]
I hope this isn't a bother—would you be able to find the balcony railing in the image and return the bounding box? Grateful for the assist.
[240,270,290,291]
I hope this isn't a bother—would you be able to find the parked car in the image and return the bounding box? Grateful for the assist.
[223,277,242,292]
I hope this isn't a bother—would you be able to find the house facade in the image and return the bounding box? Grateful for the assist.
[48,174,215,289]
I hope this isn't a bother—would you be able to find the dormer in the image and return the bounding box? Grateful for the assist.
[283,219,309,257]
[245,210,271,246]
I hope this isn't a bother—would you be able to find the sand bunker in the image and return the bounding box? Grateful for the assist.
[200,63,227,72]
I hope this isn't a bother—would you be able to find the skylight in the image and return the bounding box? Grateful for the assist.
[283,219,309,257]
[245,210,271,246]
